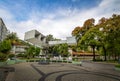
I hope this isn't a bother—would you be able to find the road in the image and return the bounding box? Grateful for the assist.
[5,61,120,81]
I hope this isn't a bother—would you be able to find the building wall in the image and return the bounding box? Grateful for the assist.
[11,45,27,54]
[49,40,66,45]
[24,30,47,48]
[24,30,35,40]
[0,18,8,41]
[49,36,76,46]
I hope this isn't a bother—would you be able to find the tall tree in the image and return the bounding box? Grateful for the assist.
[80,27,102,61]
[72,26,84,47]
[103,14,120,60]
[83,18,95,30]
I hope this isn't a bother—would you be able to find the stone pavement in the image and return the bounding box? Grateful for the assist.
[5,62,120,81]
[0,67,14,81]
[6,62,41,81]
[0,68,8,81]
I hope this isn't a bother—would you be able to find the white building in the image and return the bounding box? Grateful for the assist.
[24,30,48,48]
[11,44,28,54]
[0,18,8,41]
[49,40,66,45]
[49,36,76,46]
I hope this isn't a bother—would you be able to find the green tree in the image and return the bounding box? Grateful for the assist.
[102,14,120,60]
[72,18,95,51]
[35,47,41,57]
[0,40,12,54]
[6,32,19,43]
[0,52,7,62]
[59,43,69,57]
[80,27,102,61]
[83,18,95,30]
[52,44,69,57]
[72,26,84,46]
[46,34,54,41]
[26,46,41,58]
[26,46,35,59]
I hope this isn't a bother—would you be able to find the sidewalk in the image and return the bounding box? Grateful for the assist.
[0,67,12,81]
[6,62,41,81]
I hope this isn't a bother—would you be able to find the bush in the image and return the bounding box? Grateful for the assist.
[57,60,62,62]
[72,58,78,61]
[115,64,120,68]
[0,53,7,62]
[63,60,67,63]
[28,60,34,62]
[17,54,27,58]
[8,54,15,59]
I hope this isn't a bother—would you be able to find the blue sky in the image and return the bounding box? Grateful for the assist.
[0,0,101,21]
[0,0,120,40]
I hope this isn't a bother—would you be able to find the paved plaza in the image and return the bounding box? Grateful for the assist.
[5,61,120,81]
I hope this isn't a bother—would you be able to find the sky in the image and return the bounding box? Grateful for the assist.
[0,0,120,40]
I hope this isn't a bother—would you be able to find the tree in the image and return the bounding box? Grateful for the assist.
[35,47,41,57]
[46,34,54,42]
[0,39,12,54]
[52,43,69,57]
[98,17,107,25]
[26,46,35,58]
[6,32,19,42]
[58,43,69,57]
[83,18,95,31]
[72,18,95,51]
[26,46,41,58]
[72,26,84,45]
[102,14,120,60]
[0,52,7,62]
[80,25,103,61]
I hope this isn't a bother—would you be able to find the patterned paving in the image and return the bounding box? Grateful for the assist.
[6,62,120,81]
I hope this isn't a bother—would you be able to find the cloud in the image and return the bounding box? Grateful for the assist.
[0,0,120,40]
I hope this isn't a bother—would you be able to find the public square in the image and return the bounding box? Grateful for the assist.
[5,61,120,81]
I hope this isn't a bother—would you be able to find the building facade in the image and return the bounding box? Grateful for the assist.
[0,18,8,41]
[49,36,76,46]
[24,30,48,48]
[11,44,28,55]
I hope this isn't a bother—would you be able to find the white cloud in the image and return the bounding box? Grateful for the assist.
[0,0,120,40]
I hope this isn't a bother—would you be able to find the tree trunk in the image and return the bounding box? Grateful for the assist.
[103,46,107,61]
[114,53,117,61]
[92,46,95,61]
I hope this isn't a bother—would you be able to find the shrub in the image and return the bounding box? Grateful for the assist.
[115,64,120,68]
[0,53,7,62]
[72,58,78,61]
[8,54,15,59]
[63,60,67,63]
[17,54,27,58]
